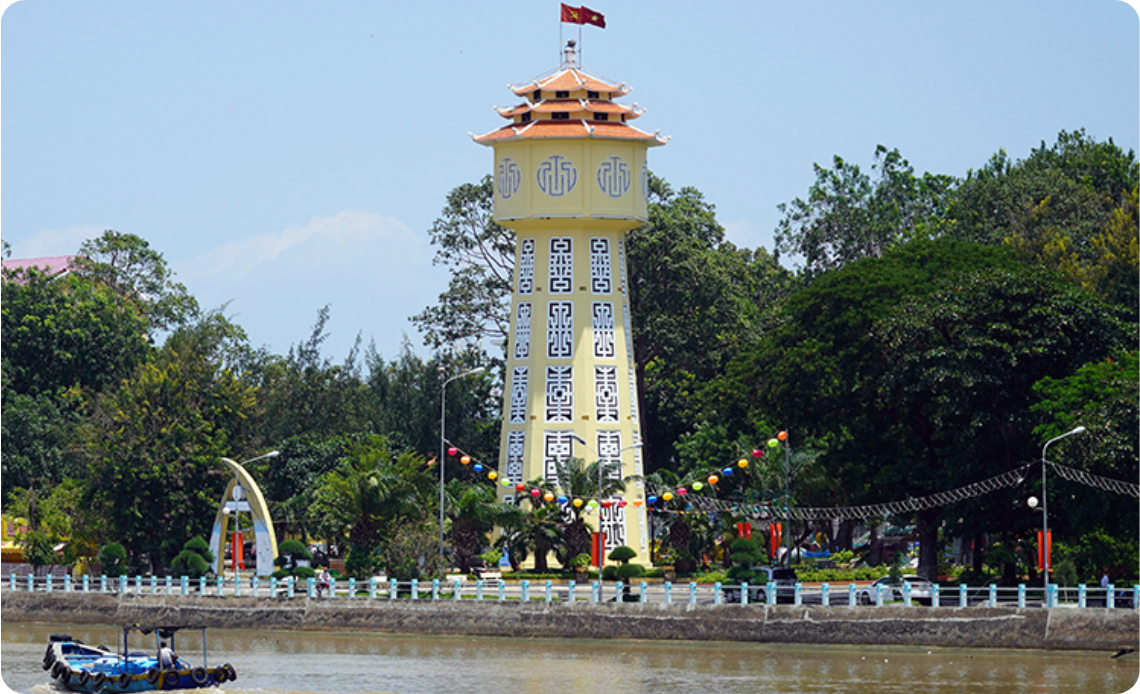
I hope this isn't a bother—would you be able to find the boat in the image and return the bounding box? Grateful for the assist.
[42,624,237,692]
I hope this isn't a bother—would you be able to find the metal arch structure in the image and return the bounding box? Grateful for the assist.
[208,458,278,576]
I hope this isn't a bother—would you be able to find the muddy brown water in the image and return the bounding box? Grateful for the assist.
[2,622,1137,694]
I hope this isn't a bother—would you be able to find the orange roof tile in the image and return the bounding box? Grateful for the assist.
[472,119,666,146]
[510,68,630,97]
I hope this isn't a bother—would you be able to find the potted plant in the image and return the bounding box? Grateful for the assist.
[569,553,592,582]
[658,547,681,582]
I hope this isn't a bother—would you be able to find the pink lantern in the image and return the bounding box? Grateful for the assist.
[618,499,628,508]
[448,447,458,456]
[752,449,763,458]
[530,488,541,497]
[677,487,688,496]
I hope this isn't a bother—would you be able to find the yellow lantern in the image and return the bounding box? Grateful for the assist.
[738,459,749,468]
[573,498,583,508]
[662,492,674,501]
[488,471,498,480]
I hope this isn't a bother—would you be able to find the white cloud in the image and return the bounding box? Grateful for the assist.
[7,224,103,258]
[184,209,420,280]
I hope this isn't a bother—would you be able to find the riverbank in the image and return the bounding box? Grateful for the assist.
[3,591,1137,653]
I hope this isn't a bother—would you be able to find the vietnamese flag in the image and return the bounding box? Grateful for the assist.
[560,3,583,24]
[580,6,605,28]
[561,4,605,28]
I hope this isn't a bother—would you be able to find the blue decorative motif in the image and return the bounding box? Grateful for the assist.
[641,159,649,199]
[596,156,631,198]
[536,155,578,197]
[498,157,521,199]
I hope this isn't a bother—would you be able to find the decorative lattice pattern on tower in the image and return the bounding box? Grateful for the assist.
[509,366,529,423]
[590,237,612,294]
[592,302,615,358]
[536,154,578,196]
[549,237,573,293]
[546,301,573,358]
[518,239,535,294]
[594,366,619,422]
[544,365,573,421]
[514,302,532,360]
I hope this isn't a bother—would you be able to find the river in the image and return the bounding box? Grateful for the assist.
[2,623,1137,694]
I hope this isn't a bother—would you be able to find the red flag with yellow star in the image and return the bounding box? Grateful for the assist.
[580,6,605,28]
[560,3,583,24]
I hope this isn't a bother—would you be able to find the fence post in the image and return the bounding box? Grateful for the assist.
[269,577,277,597]
[795,582,803,606]
[84,574,91,593]
[640,581,648,603]
[453,580,462,601]
[431,579,439,600]
[821,583,830,607]
[476,580,485,601]
[165,576,171,596]
[664,581,673,605]
[119,576,127,595]
[849,584,857,606]
[1078,584,1086,608]
[875,583,884,607]
[410,579,419,600]
[741,582,749,605]
[307,577,315,599]
[101,575,108,593]
[614,581,623,604]
[348,578,356,598]
[1018,584,1026,608]
[216,575,224,597]
[287,576,295,599]
[593,581,601,603]
[713,582,721,605]
[135,575,142,594]
[198,576,206,595]
[988,584,997,608]
[959,584,968,607]
[902,582,911,607]
[545,580,553,602]
[521,580,529,602]
[28,574,36,592]
[150,576,157,595]
[389,578,398,600]
[498,580,506,602]
[44,574,53,593]
[689,582,697,605]
[251,576,259,597]
[567,580,576,603]
[234,576,242,597]
[181,576,189,596]
[64,575,72,593]
[931,584,939,608]
[8,573,15,591]
[1108,584,1116,610]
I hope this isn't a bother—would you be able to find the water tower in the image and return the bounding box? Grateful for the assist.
[473,41,666,561]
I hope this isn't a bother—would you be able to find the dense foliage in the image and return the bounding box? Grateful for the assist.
[2,130,1135,584]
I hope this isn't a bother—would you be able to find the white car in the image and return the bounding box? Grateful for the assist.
[722,567,799,604]
[858,576,935,605]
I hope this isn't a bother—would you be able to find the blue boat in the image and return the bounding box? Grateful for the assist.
[43,625,237,692]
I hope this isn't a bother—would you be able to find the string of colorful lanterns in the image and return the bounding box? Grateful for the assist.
[443,431,789,513]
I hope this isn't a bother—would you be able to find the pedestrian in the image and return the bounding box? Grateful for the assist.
[1101,569,1111,591]
[318,567,331,598]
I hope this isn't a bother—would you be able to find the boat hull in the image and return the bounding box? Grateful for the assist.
[45,638,233,692]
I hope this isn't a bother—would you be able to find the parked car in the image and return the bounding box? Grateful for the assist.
[722,567,799,604]
[858,576,934,605]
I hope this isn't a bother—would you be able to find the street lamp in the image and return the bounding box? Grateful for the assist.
[224,450,279,576]
[1039,425,1086,600]
[439,366,486,569]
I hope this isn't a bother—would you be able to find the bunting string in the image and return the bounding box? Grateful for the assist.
[1049,461,1140,498]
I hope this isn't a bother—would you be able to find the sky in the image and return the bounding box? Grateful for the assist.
[2,0,1138,362]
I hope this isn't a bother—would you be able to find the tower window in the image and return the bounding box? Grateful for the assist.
[534,90,541,101]
[594,113,608,121]
[520,112,531,122]
[556,90,569,98]
[552,112,569,120]
[588,91,599,99]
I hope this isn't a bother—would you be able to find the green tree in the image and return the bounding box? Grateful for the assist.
[171,537,215,578]
[774,145,955,278]
[412,175,514,349]
[447,481,511,573]
[495,498,564,573]
[71,229,199,331]
[81,312,258,573]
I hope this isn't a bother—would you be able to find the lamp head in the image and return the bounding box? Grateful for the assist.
[1027,496,1039,509]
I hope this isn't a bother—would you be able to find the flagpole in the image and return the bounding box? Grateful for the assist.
[578,24,583,67]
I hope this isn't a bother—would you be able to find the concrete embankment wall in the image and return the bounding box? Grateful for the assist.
[3,592,1137,652]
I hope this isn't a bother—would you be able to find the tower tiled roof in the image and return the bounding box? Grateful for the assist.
[472,50,667,147]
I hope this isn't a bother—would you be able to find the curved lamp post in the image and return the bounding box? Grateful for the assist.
[1038,425,1086,599]
[438,366,486,569]
[211,450,279,577]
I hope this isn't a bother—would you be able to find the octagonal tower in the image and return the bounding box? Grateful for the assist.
[473,42,666,562]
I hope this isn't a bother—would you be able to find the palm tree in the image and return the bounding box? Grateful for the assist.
[496,500,565,573]
[447,481,513,573]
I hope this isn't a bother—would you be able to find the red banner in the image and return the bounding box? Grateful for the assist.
[561,4,605,28]
[1037,530,1052,572]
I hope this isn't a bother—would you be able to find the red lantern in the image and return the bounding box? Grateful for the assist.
[602,500,613,508]
[448,447,458,456]
[515,482,526,492]
[752,449,763,458]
